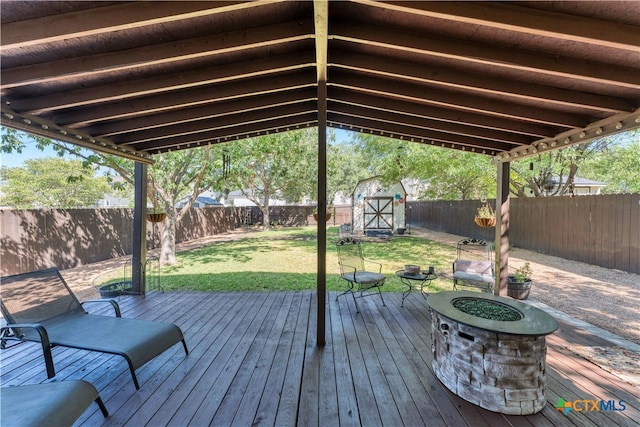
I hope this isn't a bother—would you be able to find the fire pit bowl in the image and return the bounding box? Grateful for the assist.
[428,291,558,415]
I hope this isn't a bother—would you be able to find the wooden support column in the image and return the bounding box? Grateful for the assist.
[314,0,328,347]
[317,80,327,346]
[494,162,510,295]
[132,162,147,296]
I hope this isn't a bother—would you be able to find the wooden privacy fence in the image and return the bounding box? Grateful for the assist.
[3,196,638,275]
[409,193,640,274]
[1,207,241,276]
[1,205,351,276]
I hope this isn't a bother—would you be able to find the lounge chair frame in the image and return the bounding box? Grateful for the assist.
[0,268,188,390]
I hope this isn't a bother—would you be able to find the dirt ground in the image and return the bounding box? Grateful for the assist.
[413,228,640,346]
[61,227,640,346]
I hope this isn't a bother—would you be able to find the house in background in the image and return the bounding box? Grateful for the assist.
[525,176,607,196]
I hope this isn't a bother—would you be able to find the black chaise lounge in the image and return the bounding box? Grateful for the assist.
[1,380,109,426]
[0,268,188,390]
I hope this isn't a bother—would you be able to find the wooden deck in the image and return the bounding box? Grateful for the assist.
[1,291,638,426]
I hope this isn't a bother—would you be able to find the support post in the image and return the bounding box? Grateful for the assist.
[132,162,147,296]
[494,162,510,295]
[314,0,328,347]
[316,79,327,347]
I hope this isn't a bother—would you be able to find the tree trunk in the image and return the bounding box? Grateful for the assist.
[262,207,271,231]
[160,217,177,265]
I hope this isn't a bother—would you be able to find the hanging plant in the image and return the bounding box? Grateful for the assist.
[474,201,496,227]
[147,207,166,223]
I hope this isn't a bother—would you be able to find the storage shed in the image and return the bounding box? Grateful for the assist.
[352,177,407,235]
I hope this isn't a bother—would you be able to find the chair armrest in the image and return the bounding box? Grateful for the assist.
[338,262,357,280]
[1,324,55,379]
[363,258,382,273]
[81,299,122,317]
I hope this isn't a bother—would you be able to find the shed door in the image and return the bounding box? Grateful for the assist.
[363,197,393,230]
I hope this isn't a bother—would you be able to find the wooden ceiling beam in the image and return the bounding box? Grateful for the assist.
[329,70,587,128]
[134,114,318,153]
[116,101,317,145]
[362,1,640,51]
[89,88,317,138]
[331,22,640,91]
[328,113,513,153]
[10,53,315,114]
[56,71,317,128]
[329,50,637,112]
[1,19,315,89]
[1,1,283,50]
[328,101,531,145]
[329,87,557,138]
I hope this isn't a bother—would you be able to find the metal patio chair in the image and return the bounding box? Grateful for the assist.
[452,238,495,293]
[0,268,188,390]
[336,237,386,312]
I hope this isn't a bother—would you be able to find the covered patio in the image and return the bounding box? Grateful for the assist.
[2,1,639,424]
[1,290,637,426]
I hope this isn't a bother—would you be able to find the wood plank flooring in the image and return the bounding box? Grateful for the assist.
[1,291,637,426]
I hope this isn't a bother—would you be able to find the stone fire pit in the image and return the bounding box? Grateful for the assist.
[428,291,558,415]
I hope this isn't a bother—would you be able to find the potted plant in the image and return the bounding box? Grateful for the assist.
[313,205,332,222]
[146,206,167,223]
[474,202,496,227]
[508,262,533,300]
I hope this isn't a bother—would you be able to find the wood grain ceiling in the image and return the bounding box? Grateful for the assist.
[2,1,638,164]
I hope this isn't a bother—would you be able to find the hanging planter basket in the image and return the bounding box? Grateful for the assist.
[146,212,167,223]
[474,216,496,227]
[313,212,332,222]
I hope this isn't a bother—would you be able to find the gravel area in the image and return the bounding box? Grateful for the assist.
[414,228,640,346]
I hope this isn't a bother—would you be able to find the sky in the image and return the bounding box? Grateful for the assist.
[1,127,636,169]
[0,128,358,169]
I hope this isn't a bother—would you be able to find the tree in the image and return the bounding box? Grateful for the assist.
[1,127,223,265]
[326,142,372,203]
[579,131,640,193]
[0,158,110,209]
[353,133,496,200]
[222,129,318,229]
[510,134,628,197]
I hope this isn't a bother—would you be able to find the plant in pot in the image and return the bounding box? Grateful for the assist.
[313,205,333,222]
[474,202,496,227]
[146,206,167,223]
[508,262,533,300]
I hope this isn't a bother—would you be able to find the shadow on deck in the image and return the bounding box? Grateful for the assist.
[1,291,637,426]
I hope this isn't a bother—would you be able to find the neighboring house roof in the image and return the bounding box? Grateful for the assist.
[176,196,223,208]
[566,177,606,187]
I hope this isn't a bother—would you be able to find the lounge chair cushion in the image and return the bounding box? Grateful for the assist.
[45,313,185,370]
[1,380,101,427]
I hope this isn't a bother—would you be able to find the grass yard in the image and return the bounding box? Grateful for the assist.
[150,226,457,293]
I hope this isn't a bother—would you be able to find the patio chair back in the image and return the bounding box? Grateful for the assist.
[336,238,366,278]
[1,268,85,339]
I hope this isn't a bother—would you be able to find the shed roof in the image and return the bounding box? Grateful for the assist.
[2,1,639,164]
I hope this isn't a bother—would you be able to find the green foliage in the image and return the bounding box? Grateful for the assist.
[0,157,110,208]
[353,133,496,200]
[509,133,635,197]
[476,202,495,219]
[223,129,318,204]
[513,262,533,283]
[579,132,640,193]
[156,226,455,293]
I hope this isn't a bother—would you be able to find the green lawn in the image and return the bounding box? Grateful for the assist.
[150,226,457,293]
